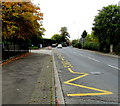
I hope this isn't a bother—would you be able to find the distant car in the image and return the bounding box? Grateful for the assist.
[52,44,57,48]
[57,44,62,48]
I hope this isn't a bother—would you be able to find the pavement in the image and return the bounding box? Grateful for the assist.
[2,49,56,105]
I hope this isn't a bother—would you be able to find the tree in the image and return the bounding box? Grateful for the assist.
[51,34,62,44]
[60,27,70,42]
[51,27,70,46]
[85,31,98,42]
[81,30,87,38]
[72,39,82,48]
[92,5,120,50]
[2,1,44,44]
[72,39,78,46]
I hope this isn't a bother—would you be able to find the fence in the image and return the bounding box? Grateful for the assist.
[2,44,29,61]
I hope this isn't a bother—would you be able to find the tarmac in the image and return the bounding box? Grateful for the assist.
[2,49,59,105]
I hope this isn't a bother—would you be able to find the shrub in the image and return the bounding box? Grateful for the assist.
[83,42,100,51]
[61,42,67,47]
[72,42,82,49]
[114,43,120,55]
[76,43,82,49]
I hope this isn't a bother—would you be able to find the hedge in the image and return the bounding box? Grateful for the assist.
[114,43,120,55]
[83,42,100,51]
[72,43,82,49]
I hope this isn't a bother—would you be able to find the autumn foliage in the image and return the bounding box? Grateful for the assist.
[2,1,44,43]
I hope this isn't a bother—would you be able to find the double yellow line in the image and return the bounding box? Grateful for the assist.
[58,55,113,97]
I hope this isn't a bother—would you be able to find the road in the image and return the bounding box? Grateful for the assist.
[53,47,119,104]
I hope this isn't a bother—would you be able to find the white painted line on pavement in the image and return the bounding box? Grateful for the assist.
[107,64,120,70]
[88,57,100,62]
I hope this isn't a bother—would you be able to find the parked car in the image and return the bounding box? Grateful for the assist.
[57,44,62,48]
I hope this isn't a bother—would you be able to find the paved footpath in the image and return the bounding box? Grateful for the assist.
[2,49,55,105]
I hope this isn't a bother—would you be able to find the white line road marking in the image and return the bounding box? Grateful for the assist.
[79,54,85,56]
[73,51,119,72]
[107,64,120,70]
[78,53,100,62]
[88,57,100,62]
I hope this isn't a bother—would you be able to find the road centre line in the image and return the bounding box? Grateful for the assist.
[107,64,120,70]
[78,53,119,70]
[87,57,100,62]
[78,53,100,62]
[62,51,118,70]
[78,53,85,56]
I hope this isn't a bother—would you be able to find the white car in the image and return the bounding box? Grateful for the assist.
[57,44,62,48]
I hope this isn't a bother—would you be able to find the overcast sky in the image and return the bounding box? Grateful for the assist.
[32,0,119,40]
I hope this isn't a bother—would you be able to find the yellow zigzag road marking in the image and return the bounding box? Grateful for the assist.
[57,55,113,96]
[64,68,113,96]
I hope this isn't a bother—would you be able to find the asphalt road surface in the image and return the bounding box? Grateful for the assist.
[53,47,119,105]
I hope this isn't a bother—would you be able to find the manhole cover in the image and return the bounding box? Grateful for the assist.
[90,72,102,75]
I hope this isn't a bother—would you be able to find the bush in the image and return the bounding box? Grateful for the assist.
[83,42,100,51]
[99,43,110,53]
[114,43,120,55]
[76,43,82,49]
[61,42,67,47]
[72,42,82,49]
